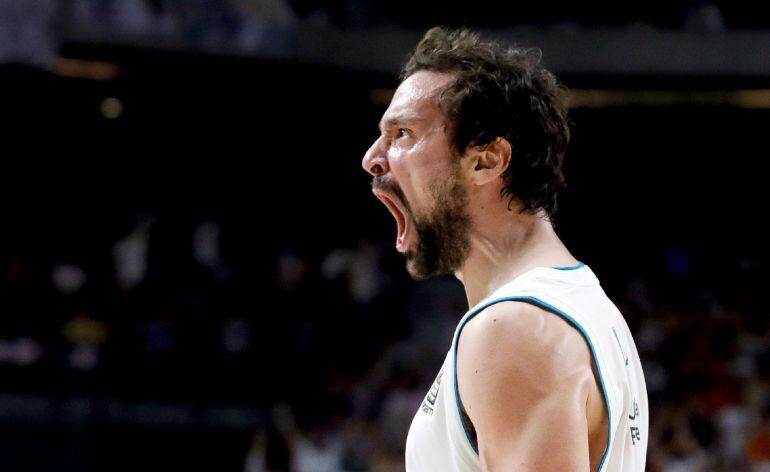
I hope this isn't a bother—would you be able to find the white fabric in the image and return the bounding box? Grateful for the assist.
[405,263,649,471]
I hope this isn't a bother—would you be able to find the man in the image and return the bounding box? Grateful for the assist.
[361,27,648,471]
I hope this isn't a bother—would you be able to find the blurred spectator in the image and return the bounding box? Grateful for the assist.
[0,0,58,67]
[291,423,343,472]
[0,337,43,366]
[234,0,296,53]
[747,404,770,471]
[320,238,385,306]
[245,428,292,472]
[113,218,152,292]
[62,311,109,371]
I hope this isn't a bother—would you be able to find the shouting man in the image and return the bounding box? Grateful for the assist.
[362,27,648,471]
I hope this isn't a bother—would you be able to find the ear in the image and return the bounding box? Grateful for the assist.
[465,137,512,186]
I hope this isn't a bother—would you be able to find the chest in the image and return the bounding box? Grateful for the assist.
[405,352,480,472]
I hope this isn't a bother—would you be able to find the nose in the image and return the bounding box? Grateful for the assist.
[362,135,389,177]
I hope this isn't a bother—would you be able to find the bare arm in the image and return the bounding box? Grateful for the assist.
[456,301,599,471]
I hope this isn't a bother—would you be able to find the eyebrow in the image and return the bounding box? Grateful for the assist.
[379,112,424,132]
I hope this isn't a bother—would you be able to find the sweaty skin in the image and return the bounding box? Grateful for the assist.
[457,301,609,471]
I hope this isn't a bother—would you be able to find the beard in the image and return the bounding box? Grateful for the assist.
[405,172,472,280]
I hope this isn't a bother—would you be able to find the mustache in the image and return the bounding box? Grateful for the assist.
[371,175,412,214]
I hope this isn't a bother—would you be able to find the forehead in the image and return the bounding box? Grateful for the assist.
[380,71,455,128]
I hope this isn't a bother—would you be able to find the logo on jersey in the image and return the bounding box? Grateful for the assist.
[420,364,445,416]
[629,399,642,445]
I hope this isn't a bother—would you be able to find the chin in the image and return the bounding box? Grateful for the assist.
[404,254,427,281]
[404,253,440,281]
[406,265,430,281]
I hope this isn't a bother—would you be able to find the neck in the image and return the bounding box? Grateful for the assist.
[454,208,578,308]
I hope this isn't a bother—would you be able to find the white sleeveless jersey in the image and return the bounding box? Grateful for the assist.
[405,262,648,471]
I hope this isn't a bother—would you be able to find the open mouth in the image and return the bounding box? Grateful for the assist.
[373,190,410,252]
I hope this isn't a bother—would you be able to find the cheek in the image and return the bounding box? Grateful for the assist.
[390,136,452,208]
[415,145,454,196]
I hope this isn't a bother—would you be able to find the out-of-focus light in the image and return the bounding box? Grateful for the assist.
[54,58,120,81]
[370,88,770,109]
[101,97,123,119]
[568,89,770,108]
[369,88,394,106]
[733,90,770,109]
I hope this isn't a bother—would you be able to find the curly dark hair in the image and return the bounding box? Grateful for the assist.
[400,27,570,220]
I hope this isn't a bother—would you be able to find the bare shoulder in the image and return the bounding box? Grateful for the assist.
[457,300,594,387]
[456,300,607,470]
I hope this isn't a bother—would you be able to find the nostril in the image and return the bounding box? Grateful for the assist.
[371,163,383,175]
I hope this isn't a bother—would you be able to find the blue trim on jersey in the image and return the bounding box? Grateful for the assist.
[452,295,612,471]
[612,327,630,366]
[550,261,585,270]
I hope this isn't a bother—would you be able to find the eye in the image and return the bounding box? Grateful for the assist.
[397,128,411,139]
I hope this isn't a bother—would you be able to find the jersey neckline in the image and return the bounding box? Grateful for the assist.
[475,261,589,311]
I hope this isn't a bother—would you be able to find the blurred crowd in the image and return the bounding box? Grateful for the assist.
[49,0,770,32]
[4,0,770,67]
[2,0,768,470]
[2,207,768,471]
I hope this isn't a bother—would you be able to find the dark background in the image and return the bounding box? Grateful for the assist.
[1,1,769,470]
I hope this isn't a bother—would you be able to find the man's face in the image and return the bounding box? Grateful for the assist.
[362,71,472,279]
